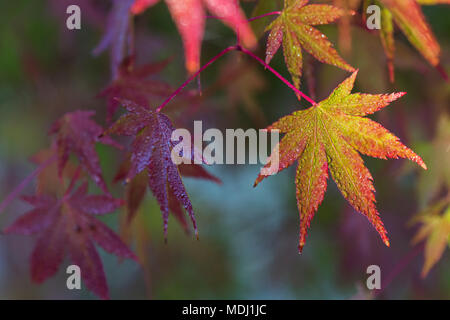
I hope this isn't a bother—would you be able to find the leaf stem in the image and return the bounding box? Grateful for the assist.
[236,45,317,105]
[0,154,57,214]
[156,46,237,113]
[156,44,316,112]
[248,11,282,22]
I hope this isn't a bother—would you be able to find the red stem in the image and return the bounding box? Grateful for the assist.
[207,11,281,22]
[156,46,236,112]
[0,154,57,214]
[248,11,282,22]
[237,46,317,105]
[156,45,316,112]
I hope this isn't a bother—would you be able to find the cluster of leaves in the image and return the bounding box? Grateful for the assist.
[5,112,138,299]
[1,0,449,298]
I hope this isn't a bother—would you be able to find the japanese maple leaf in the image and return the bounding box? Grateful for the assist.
[254,71,427,252]
[132,0,257,74]
[99,56,174,121]
[265,0,355,92]
[106,100,200,238]
[411,197,450,277]
[49,111,120,194]
[377,0,447,81]
[4,183,136,299]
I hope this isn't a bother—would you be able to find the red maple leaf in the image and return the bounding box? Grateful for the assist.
[4,182,136,299]
[106,100,203,238]
[99,56,174,121]
[132,0,257,74]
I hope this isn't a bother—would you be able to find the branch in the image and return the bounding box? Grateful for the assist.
[156,46,236,113]
[156,45,317,112]
[237,45,317,105]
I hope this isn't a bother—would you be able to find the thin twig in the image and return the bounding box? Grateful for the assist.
[156,46,237,112]
[156,45,317,112]
[237,46,317,105]
[248,11,282,22]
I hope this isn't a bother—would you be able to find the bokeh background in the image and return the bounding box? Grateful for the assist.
[0,0,449,299]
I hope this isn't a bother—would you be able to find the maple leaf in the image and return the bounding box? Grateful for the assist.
[254,71,427,252]
[106,100,202,238]
[49,110,121,194]
[93,0,135,79]
[4,182,136,299]
[99,56,174,121]
[411,197,450,277]
[377,0,447,81]
[132,0,257,74]
[265,0,355,92]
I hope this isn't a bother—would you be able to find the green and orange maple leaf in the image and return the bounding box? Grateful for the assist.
[255,71,427,252]
[265,0,355,92]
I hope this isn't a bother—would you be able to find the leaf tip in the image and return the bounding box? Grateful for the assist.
[253,175,263,187]
[420,161,428,171]
[435,64,449,82]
